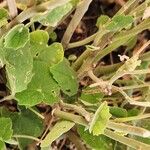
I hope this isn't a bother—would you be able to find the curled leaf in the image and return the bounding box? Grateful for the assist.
[89,101,111,135]
[41,120,75,147]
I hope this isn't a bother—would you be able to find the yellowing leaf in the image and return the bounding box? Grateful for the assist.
[89,102,111,135]
[41,120,75,147]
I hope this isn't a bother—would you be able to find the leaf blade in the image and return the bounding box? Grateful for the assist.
[41,120,75,147]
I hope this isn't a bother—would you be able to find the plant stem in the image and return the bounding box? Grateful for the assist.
[60,101,91,121]
[114,86,150,107]
[93,18,150,64]
[116,0,138,15]
[72,49,93,71]
[109,68,150,86]
[13,135,40,142]
[114,113,150,122]
[0,95,14,103]
[104,129,150,150]
[94,62,123,76]
[53,109,88,127]
[61,0,93,48]
[120,83,150,90]
[67,33,97,49]
[107,121,150,137]
[6,0,18,19]
[28,107,44,120]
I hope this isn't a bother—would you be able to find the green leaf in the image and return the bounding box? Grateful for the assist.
[0,141,5,150]
[32,2,73,27]
[0,117,13,142]
[127,108,140,117]
[78,125,114,150]
[4,24,29,50]
[79,87,104,104]
[0,8,8,28]
[0,107,44,150]
[5,46,33,94]
[37,42,64,67]
[89,101,111,135]
[50,58,78,96]
[110,107,128,118]
[41,120,75,147]
[30,30,49,45]
[106,15,133,31]
[49,32,57,42]
[30,30,49,56]
[96,15,110,28]
[16,60,60,106]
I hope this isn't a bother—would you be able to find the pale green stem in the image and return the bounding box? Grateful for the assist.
[120,84,150,90]
[104,129,150,150]
[53,109,88,127]
[109,68,150,86]
[28,107,44,119]
[93,18,150,64]
[60,102,91,121]
[116,0,138,15]
[67,33,97,49]
[94,62,123,76]
[13,135,40,142]
[72,49,92,71]
[61,0,93,48]
[107,121,150,137]
[114,86,150,107]
[114,113,150,122]
[53,109,150,149]
[0,95,14,103]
